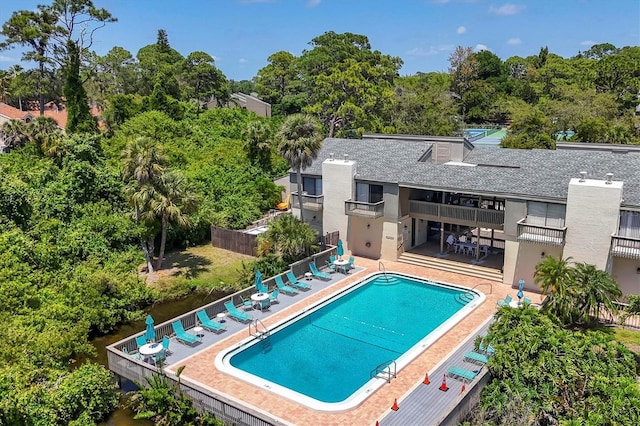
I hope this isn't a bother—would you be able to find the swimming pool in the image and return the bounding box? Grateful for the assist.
[215,272,484,411]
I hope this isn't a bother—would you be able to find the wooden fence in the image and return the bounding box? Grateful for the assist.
[211,226,257,257]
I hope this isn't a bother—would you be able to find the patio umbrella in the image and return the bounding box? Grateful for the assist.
[255,270,263,292]
[517,279,525,302]
[337,240,344,259]
[145,315,156,342]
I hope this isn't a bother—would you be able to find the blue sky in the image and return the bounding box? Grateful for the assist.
[1,0,638,81]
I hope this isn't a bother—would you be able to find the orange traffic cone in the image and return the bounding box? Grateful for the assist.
[460,382,466,394]
[375,422,379,426]
[391,398,399,411]
[439,374,449,392]
[423,373,430,385]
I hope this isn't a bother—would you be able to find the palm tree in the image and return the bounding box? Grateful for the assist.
[29,116,62,157]
[534,255,575,323]
[243,120,273,170]
[121,137,167,273]
[572,262,621,323]
[0,119,29,152]
[278,114,324,223]
[257,214,319,264]
[142,170,198,271]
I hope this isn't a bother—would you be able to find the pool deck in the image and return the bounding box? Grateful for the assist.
[162,257,539,425]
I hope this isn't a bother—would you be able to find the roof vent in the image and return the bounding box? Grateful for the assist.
[579,171,587,182]
[605,173,613,184]
[344,154,349,163]
[329,152,334,161]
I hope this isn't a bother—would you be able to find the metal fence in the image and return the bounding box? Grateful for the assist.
[594,301,640,329]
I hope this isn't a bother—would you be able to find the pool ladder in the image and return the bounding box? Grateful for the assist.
[249,319,272,352]
[378,261,390,282]
[370,360,397,383]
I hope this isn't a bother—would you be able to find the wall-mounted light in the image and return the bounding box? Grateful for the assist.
[541,252,546,258]
[366,223,371,229]
[637,267,640,274]
[365,241,371,248]
[312,215,316,221]
[404,225,408,230]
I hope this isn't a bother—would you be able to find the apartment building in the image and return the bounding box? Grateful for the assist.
[289,134,640,295]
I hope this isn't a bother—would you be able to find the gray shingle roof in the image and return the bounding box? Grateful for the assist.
[304,137,640,208]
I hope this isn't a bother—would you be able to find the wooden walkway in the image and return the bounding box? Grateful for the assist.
[380,320,493,426]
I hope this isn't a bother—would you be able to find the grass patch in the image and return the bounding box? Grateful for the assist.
[614,328,640,353]
[151,244,255,300]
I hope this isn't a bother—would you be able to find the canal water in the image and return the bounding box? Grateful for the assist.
[94,289,230,425]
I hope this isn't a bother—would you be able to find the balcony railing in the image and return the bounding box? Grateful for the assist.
[409,200,504,228]
[345,199,385,219]
[291,192,324,211]
[516,218,566,247]
[610,235,640,260]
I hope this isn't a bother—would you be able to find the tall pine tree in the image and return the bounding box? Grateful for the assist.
[63,40,96,133]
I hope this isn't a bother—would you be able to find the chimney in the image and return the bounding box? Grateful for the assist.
[579,171,587,182]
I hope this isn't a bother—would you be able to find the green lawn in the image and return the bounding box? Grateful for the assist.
[151,244,255,300]
[615,328,640,354]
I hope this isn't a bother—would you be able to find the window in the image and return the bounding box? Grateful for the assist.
[356,183,383,203]
[302,177,322,196]
[526,202,566,227]
[619,211,640,239]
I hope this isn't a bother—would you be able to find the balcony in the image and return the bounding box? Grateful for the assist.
[345,199,385,219]
[409,200,504,229]
[291,192,324,212]
[516,219,566,247]
[610,235,640,260]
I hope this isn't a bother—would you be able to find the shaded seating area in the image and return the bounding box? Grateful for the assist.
[274,275,297,295]
[224,301,253,323]
[171,321,200,346]
[196,310,226,333]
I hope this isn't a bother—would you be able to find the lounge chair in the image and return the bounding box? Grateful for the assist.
[325,256,337,272]
[282,272,310,290]
[135,335,148,348]
[224,301,253,323]
[464,351,489,365]
[274,276,297,295]
[497,295,513,307]
[309,262,331,280]
[196,310,226,333]
[447,365,479,382]
[269,289,280,304]
[171,321,199,346]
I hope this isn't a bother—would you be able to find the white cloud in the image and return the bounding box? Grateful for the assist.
[407,45,453,56]
[239,58,248,63]
[457,26,466,34]
[307,0,321,7]
[507,38,522,45]
[489,4,525,15]
[580,40,595,46]
[474,44,490,52]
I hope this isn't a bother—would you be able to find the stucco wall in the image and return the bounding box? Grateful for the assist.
[321,158,355,252]
[504,199,525,238]
[611,257,640,295]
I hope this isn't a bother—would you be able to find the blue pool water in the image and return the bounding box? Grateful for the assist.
[222,273,480,408]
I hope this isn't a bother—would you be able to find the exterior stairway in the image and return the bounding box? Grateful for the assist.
[398,252,503,282]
